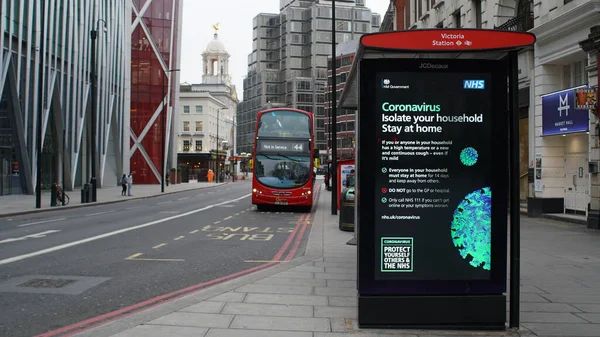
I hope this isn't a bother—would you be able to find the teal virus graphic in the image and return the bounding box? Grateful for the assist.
[460,147,478,166]
[451,187,491,271]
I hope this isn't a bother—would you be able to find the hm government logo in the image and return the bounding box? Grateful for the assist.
[558,92,570,117]
[381,78,409,90]
[418,62,449,69]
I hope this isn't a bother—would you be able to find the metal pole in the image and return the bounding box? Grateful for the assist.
[509,50,521,329]
[35,0,45,208]
[161,70,166,192]
[331,0,338,215]
[90,28,97,202]
[216,109,219,183]
[62,128,66,206]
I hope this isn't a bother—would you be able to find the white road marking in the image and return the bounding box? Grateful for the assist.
[173,236,185,241]
[0,230,62,244]
[157,200,173,205]
[17,218,67,227]
[85,211,115,217]
[127,206,145,210]
[0,194,251,266]
[178,197,189,200]
[190,230,199,234]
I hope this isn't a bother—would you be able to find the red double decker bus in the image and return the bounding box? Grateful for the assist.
[251,108,318,211]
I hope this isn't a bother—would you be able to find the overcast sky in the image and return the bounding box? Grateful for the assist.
[179,0,390,100]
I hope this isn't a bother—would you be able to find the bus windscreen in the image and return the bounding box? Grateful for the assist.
[257,110,311,138]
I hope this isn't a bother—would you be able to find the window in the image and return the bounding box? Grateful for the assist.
[196,105,203,113]
[195,140,203,152]
[453,10,461,28]
[183,121,190,132]
[474,0,482,28]
[183,106,190,113]
[183,140,190,152]
[196,121,203,131]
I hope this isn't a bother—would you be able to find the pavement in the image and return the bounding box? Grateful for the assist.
[51,184,600,337]
[0,180,236,217]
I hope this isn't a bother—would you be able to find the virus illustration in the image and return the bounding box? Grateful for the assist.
[460,147,478,166]
[451,187,491,271]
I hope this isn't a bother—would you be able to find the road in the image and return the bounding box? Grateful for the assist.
[0,181,319,337]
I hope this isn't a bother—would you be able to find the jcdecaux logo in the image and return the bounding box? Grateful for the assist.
[463,80,485,89]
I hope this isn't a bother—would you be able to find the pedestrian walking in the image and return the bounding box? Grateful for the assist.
[127,172,134,196]
[121,174,128,196]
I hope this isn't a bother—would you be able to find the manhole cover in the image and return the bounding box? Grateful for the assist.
[18,278,76,288]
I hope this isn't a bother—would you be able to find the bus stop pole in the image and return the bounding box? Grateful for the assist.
[508,50,521,329]
[330,0,338,215]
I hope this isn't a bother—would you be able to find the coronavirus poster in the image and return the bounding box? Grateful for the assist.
[358,58,508,293]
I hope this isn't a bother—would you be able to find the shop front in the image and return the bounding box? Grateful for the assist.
[177,153,212,182]
[530,86,591,216]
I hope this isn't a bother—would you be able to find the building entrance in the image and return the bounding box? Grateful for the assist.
[564,153,589,214]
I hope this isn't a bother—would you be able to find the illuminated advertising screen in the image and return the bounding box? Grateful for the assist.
[358,58,508,295]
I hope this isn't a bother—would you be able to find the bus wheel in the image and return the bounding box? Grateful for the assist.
[300,206,312,213]
[256,204,267,212]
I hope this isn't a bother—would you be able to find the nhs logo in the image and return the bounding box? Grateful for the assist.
[463,80,485,89]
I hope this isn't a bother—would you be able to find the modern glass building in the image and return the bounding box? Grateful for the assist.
[0,0,129,195]
[236,0,381,159]
[129,0,183,184]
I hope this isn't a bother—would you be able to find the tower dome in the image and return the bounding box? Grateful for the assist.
[202,27,231,86]
[206,33,227,53]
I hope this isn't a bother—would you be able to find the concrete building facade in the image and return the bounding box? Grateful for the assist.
[177,31,238,181]
[364,0,600,228]
[236,0,381,158]
[1,0,130,195]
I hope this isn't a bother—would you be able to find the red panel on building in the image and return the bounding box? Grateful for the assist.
[130,0,181,184]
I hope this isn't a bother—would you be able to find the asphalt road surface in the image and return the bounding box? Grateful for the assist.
[0,181,320,337]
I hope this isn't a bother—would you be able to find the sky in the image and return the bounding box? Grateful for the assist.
[179,0,391,101]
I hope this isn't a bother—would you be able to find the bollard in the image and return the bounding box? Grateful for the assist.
[50,184,57,207]
[339,187,355,231]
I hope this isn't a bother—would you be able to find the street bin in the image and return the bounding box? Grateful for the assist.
[81,183,90,204]
[339,187,355,231]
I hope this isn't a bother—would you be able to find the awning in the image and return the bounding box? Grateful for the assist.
[338,29,536,110]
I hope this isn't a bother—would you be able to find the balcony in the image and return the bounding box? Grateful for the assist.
[496,10,534,32]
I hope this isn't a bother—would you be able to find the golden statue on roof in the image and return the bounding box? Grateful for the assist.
[212,23,220,33]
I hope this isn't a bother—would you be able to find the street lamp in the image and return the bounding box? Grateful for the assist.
[161,68,180,193]
[331,0,338,215]
[90,19,107,202]
[35,0,47,208]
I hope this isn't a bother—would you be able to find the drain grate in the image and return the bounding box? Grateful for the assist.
[18,278,76,289]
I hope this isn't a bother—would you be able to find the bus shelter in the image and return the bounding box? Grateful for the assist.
[338,29,536,330]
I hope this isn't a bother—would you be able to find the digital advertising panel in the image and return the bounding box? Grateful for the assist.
[358,58,508,296]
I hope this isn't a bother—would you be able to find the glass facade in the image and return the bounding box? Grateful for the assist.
[0,0,128,194]
[130,0,182,184]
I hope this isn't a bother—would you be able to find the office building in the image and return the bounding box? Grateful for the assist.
[0,0,129,195]
[325,39,359,160]
[129,0,183,184]
[236,0,381,158]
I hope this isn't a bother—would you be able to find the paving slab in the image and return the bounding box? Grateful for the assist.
[221,302,313,317]
[180,301,225,314]
[244,293,329,306]
[520,312,588,323]
[574,313,600,323]
[205,328,312,337]
[146,312,233,328]
[235,283,314,295]
[256,276,327,287]
[207,292,246,303]
[110,325,208,337]
[230,315,331,332]
[314,306,357,318]
[326,279,356,288]
[328,296,357,307]
[315,286,357,296]
[519,302,581,313]
[522,323,600,336]
[573,304,600,312]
